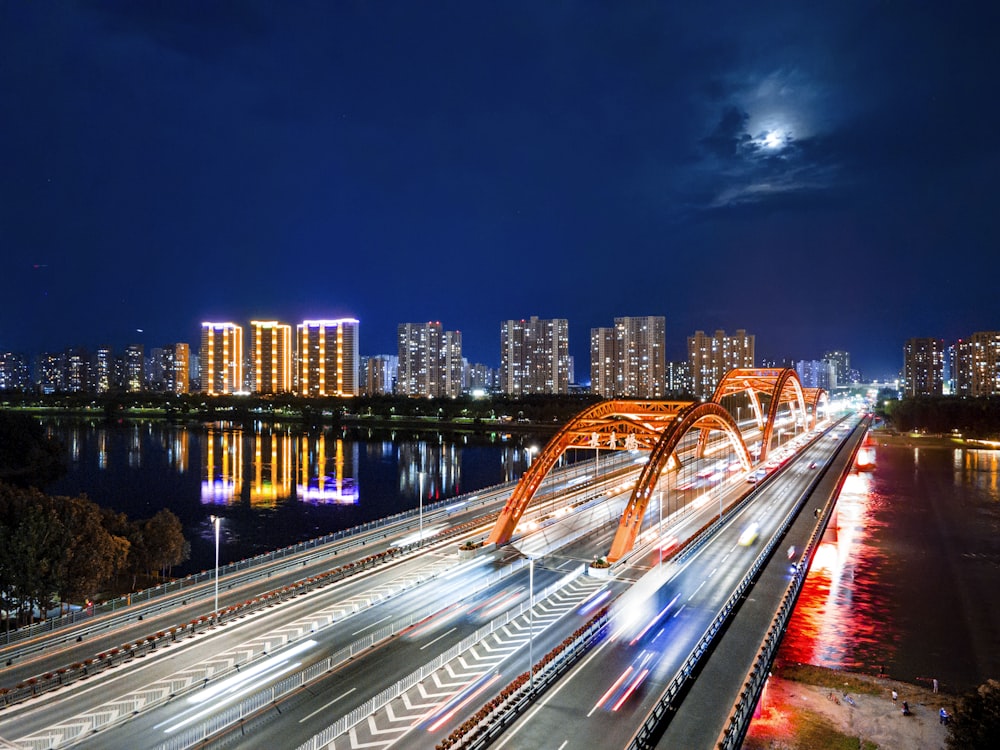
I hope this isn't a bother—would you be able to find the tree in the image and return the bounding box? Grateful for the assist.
[138,509,189,579]
[947,679,1000,749]
[0,412,66,487]
[58,495,129,605]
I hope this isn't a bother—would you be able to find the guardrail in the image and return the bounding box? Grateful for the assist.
[714,416,871,749]
[0,483,510,654]
[443,605,612,750]
[619,420,867,750]
[290,564,587,750]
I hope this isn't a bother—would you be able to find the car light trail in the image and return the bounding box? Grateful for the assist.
[630,594,679,646]
[577,589,611,616]
[425,672,503,732]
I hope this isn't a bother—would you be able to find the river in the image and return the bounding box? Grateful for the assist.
[40,418,545,579]
[38,420,1000,693]
[778,439,1000,693]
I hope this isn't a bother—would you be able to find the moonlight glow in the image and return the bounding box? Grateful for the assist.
[762,130,784,149]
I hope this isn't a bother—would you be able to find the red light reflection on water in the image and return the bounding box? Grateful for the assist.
[781,470,893,672]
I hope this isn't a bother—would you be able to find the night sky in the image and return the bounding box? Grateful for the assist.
[4,2,999,382]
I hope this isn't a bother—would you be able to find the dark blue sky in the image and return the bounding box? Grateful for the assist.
[4,2,999,382]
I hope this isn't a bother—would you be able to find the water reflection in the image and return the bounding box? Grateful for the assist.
[782,442,1000,690]
[46,418,539,515]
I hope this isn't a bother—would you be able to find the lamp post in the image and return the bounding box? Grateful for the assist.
[657,491,663,569]
[528,557,535,692]
[210,515,221,616]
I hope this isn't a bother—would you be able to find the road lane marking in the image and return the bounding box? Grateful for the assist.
[420,627,457,651]
[352,615,391,635]
[300,687,357,723]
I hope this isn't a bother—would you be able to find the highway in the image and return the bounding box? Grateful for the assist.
[0,407,864,750]
[487,417,862,750]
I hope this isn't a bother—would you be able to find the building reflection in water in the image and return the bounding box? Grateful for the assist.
[201,426,244,504]
[297,432,358,505]
[251,429,293,508]
[200,424,360,506]
[960,448,1000,494]
[398,437,459,503]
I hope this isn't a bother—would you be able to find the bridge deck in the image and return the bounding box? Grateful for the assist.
[651,422,867,749]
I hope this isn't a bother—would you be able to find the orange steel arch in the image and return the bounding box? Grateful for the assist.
[608,402,752,561]
[485,399,694,547]
[713,368,808,462]
[802,387,828,429]
[758,369,808,461]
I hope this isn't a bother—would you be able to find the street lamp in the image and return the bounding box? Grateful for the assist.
[210,515,221,615]
[528,557,535,692]
[657,491,663,569]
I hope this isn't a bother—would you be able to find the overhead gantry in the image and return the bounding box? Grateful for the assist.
[485,367,825,561]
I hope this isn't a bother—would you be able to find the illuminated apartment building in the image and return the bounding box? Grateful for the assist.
[500,316,570,395]
[687,329,755,399]
[0,352,31,392]
[250,320,292,394]
[124,345,144,392]
[200,322,244,395]
[396,322,463,397]
[296,318,359,397]
[590,316,666,398]
[152,343,190,394]
[902,337,945,396]
[953,331,1000,397]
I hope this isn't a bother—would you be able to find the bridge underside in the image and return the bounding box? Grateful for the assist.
[485,368,826,561]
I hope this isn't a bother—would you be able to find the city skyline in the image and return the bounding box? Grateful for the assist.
[5,3,1000,382]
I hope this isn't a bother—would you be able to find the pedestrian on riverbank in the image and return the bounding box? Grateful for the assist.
[933,678,939,693]
[892,689,898,703]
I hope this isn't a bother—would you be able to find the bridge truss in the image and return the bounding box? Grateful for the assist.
[485,368,827,561]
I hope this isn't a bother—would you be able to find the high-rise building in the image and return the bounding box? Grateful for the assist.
[590,326,616,397]
[398,322,440,397]
[0,352,31,392]
[35,352,65,394]
[796,359,836,389]
[953,331,1000,397]
[396,322,462,397]
[153,343,191,394]
[364,355,397,396]
[296,318,359,397]
[250,320,292,394]
[500,316,570,395]
[201,322,244,395]
[94,346,113,393]
[64,347,90,392]
[822,350,850,387]
[687,329,755,399]
[590,316,666,398]
[902,337,945,396]
[441,330,464,398]
[124,345,144,392]
[465,362,497,392]
[667,360,692,395]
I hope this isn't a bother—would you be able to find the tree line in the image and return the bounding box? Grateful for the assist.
[879,396,1000,438]
[0,411,189,627]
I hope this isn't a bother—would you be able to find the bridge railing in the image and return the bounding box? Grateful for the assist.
[714,416,871,750]
[620,419,860,750]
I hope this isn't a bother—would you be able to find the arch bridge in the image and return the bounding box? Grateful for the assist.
[485,368,827,561]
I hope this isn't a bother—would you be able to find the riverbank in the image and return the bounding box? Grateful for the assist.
[868,430,1000,451]
[744,664,955,750]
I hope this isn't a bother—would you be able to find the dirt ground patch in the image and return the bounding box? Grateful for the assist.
[743,668,956,750]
